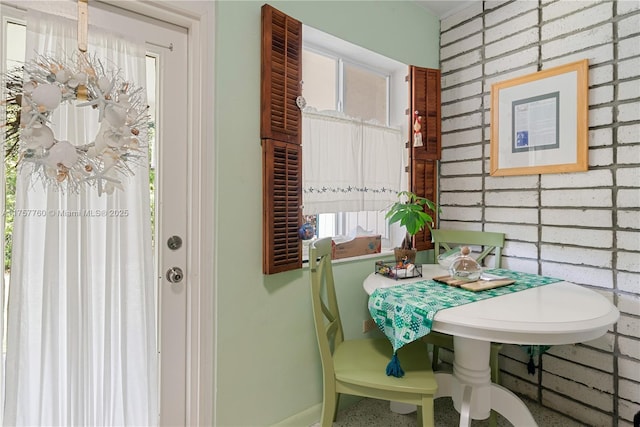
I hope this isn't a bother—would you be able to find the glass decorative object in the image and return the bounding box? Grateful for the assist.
[448,246,482,281]
[437,247,460,269]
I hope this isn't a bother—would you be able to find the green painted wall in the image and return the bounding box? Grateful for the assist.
[214,1,439,425]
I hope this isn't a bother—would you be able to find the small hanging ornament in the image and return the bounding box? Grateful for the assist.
[296,80,306,111]
[413,110,423,147]
[296,95,306,111]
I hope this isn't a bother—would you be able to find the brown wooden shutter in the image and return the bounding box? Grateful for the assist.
[409,66,441,251]
[261,4,302,144]
[261,4,303,274]
[410,66,441,160]
[411,159,438,250]
[263,139,302,273]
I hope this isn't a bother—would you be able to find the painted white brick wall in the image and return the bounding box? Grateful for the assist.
[541,2,613,41]
[541,188,613,208]
[542,0,604,21]
[619,356,640,383]
[485,10,538,44]
[618,11,640,37]
[620,399,640,427]
[591,147,615,167]
[618,251,640,273]
[591,105,614,127]
[618,0,640,14]
[540,244,613,268]
[542,372,614,409]
[485,28,539,59]
[442,64,483,88]
[484,175,539,190]
[618,57,640,80]
[619,37,640,60]
[441,128,482,147]
[485,207,540,224]
[591,64,614,86]
[485,0,537,27]
[547,344,616,372]
[618,124,640,144]
[440,18,482,47]
[441,81,482,103]
[619,378,640,405]
[617,167,640,187]
[617,210,640,229]
[618,189,640,208]
[540,169,613,187]
[543,390,614,426]
[485,48,539,75]
[440,1,483,32]
[439,1,640,424]
[440,33,483,61]
[501,373,539,401]
[485,190,539,206]
[541,208,612,227]
[543,23,614,59]
[618,315,640,338]
[618,272,640,293]
[585,330,616,352]
[618,294,640,317]
[618,336,639,364]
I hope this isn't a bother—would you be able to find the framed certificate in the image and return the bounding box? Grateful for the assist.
[490,59,589,176]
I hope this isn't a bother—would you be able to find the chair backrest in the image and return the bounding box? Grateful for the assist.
[432,229,505,268]
[309,237,344,376]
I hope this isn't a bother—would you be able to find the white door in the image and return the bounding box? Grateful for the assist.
[0,3,190,425]
[144,16,190,427]
[137,13,190,427]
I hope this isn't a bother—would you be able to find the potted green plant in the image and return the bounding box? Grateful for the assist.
[385,191,438,264]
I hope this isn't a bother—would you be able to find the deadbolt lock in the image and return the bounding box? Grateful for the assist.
[167,235,182,250]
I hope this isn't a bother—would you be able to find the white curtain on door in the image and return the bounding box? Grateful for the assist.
[3,10,157,426]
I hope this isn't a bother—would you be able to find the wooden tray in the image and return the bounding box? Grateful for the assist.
[432,275,515,292]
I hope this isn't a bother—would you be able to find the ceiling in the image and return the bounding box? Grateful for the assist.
[415,0,478,19]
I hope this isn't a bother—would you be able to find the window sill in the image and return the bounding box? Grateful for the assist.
[303,247,394,266]
[331,249,394,264]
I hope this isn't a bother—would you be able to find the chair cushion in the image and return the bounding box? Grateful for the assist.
[333,338,437,393]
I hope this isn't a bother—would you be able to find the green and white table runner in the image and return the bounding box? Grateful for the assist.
[368,268,562,377]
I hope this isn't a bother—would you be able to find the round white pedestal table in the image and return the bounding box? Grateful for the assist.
[364,265,619,427]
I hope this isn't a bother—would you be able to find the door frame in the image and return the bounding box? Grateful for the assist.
[0,1,215,424]
[97,1,216,425]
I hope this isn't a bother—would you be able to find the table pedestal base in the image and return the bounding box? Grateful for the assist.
[433,337,538,427]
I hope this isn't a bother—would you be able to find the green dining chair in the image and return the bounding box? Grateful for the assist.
[309,237,438,427]
[429,229,506,382]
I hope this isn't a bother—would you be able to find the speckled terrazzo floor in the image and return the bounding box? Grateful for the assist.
[314,397,586,427]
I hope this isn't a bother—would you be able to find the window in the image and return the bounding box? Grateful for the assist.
[260,5,440,273]
[301,26,408,258]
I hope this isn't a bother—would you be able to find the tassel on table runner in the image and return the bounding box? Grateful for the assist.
[386,352,404,377]
[524,344,551,375]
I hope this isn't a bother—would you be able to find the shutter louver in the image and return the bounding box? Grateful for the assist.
[261,4,302,274]
[410,66,441,160]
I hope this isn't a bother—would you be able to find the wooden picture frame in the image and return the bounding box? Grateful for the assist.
[490,59,589,176]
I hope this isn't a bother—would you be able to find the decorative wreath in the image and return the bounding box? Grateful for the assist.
[3,51,148,195]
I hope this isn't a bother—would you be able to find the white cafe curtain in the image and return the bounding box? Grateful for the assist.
[302,109,405,215]
[2,10,157,426]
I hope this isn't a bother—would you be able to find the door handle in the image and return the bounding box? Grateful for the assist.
[166,267,184,283]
